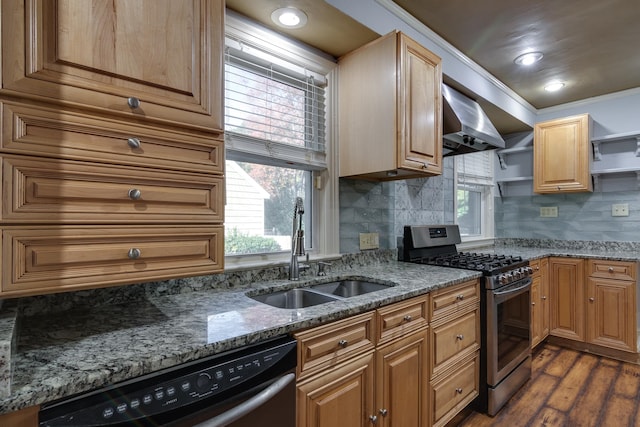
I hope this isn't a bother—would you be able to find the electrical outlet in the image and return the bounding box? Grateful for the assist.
[359,232,379,250]
[540,206,558,218]
[612,203,629,217]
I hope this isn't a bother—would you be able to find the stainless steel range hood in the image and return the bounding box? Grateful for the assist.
[442,84,505,156]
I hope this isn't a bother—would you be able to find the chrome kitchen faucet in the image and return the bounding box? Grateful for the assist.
[289,197,307,280]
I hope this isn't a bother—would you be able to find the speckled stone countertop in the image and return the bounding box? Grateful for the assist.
[2,242,639,415]
[0,260,480,414]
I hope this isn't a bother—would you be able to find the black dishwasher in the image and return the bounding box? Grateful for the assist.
[39,336,296,427]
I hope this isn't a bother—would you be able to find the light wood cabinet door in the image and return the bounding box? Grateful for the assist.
[531,258,550,348]
[533,114,592,193]
[338,31,442,180]
[375,330,429,427]
[586,277,636,352]
[429,352,479,427]
[397,34,442,175]
[1,0,223,131]
[549,257,585,341]
[297,352,375,427]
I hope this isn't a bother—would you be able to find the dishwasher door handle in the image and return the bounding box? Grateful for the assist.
[193,372,296,427]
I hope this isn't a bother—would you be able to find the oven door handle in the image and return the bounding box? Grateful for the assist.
[193,372,295,427]
[493,278,531,304]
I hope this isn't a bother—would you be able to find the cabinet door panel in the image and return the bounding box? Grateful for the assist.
[376,330,428,427]
[587,278,635,352]
[549,257,585,341]
[297,352,374,427]
[2,0,223,130]
[398,34,442,174]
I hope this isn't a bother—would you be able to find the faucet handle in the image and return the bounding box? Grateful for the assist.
[317,261,332,276]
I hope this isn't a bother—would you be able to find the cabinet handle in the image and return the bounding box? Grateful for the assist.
[531,302,536,306]
[589,297,595,302]
[127,97,141,109]
[542,296,547,300]
[379,409,388,416]
[456,294,464,301]
[403,315,412,322]
[369,415,378,424]
[456,334,464,341]
[127,137,141,149]
[338,339,348,348]
[535,266,540,271]
[128,189,142,200]
[456,387,463,394]
[128,248,141,259]
[608,267,614,273]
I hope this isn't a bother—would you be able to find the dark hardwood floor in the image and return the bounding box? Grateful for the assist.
[459,343,640,427]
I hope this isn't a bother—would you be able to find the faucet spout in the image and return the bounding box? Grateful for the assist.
[289,197,305,280]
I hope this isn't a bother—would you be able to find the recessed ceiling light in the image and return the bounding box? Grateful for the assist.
[514,51,543,66]
[544,81,566,92]
[271,7,308,29]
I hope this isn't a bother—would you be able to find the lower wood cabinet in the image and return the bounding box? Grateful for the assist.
[550,257,638,354]
[530,258,550,348]
[295,295,429,427]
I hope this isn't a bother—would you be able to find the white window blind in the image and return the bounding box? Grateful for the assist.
[224,37,327,170]
[455,151,494,187]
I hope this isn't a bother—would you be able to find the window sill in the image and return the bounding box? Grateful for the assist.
[223,253,343,273]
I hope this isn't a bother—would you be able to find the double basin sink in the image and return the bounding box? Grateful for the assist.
[249,280,394,309]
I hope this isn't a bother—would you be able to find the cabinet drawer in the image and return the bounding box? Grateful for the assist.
[430,353,479,427]
[1,102,223,174]
[1,155,223,223]
[376,294,428,344]
[295,312,375,379]
[1,225,223,297]
[588,259,636,281]
[431,308,480,376]
[431,279,480,320]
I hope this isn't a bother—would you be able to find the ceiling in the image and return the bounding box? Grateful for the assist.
[225,0,640,134]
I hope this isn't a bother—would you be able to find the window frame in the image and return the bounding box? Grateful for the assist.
[453,151,496,248]
[223,10,340,269]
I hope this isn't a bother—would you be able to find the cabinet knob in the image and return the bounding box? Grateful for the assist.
[542,296,547,300]
[456,387,463,394]
[379,409,388,416]
[127,137,141,149]
[127,97,141,109]
[128,248,141,259]
[369,415,378,424]
[535,266,540,271]
[128,189,142,200]
[338,339,348,348]
[403,315,412,322]
[456,294,464,301]
[456,334,464,341]
[608,267,614,273]
[589,297,595,302]
[531,302,536,306]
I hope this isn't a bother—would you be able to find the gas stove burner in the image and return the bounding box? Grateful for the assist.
[426,252,526,274]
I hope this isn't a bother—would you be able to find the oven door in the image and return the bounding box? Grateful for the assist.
[486,278,532,387]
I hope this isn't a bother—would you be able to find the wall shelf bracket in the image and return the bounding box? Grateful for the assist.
[635,136,640,157]
[497,153,507,170]
[592,141,601,161]
[592,174,601,192]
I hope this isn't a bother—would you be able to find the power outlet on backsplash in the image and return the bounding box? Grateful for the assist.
[359,232,379,250]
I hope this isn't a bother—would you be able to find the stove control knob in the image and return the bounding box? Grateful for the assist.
[499,274,508,285]
[513,270,522,280]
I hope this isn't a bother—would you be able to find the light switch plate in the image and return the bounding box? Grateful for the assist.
[612,203,629,217]
[540,206,558,217]
[359,232,379,250]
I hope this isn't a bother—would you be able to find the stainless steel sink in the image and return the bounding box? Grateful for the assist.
[250,288,340,309]
[310,280,394,297]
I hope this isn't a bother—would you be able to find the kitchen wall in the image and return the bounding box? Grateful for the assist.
[339,158,455,253]
[496,88,640,242]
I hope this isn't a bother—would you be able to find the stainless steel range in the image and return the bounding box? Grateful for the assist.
[400,224,532,416]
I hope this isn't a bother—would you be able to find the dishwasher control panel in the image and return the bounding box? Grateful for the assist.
[39,337,296,426]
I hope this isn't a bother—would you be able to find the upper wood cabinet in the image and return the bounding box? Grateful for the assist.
[533,114,592,193]
[338,31,442,181]
[1,0,224,132]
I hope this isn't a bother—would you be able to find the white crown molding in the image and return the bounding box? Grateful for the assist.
[537,86,640,115]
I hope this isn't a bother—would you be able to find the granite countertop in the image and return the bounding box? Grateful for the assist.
[0,261,480,414]
[2,243,639,415]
